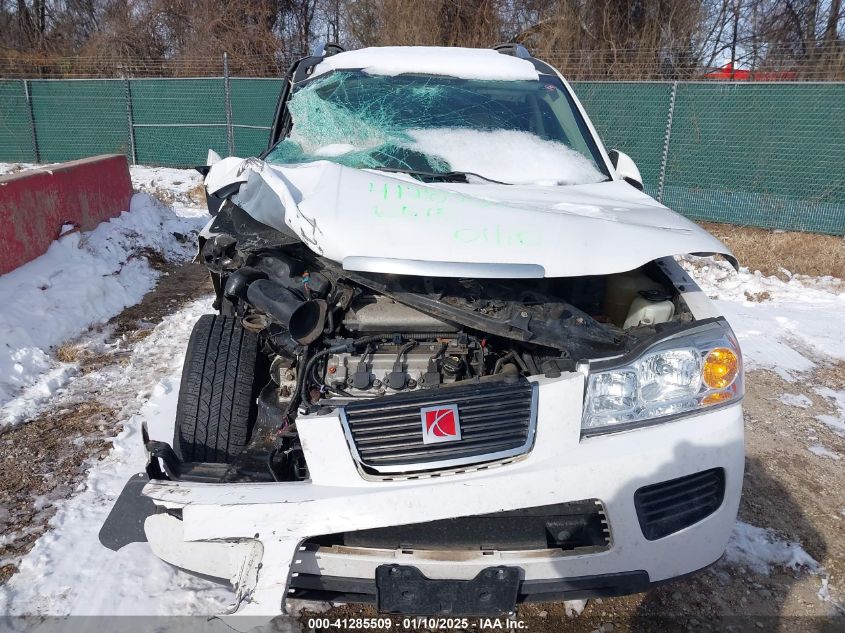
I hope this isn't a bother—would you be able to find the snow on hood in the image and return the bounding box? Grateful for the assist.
[311,46,540,81]
[204,157,736,278]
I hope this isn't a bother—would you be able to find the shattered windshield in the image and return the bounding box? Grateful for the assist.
[265,71,609,186]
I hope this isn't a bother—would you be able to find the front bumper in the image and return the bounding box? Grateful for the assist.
[114,372,744,624]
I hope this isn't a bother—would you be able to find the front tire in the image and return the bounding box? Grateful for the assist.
[173,314,262,463]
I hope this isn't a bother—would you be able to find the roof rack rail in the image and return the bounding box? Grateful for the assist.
[493,43,532,59]
[311,42,346,58]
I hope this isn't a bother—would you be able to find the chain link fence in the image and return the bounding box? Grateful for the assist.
[3,45,844,80]
[574,80,845,234]
[1,72,843,235]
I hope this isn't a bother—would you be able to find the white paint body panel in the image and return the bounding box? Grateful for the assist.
[142,372,744,626]
[203,158,734,278]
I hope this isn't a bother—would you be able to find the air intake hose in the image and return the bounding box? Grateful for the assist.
[223,267,268,302]
[246,279,326,345]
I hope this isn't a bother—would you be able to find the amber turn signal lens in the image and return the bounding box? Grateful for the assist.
[702,348,739,389]
[702,391,734,406]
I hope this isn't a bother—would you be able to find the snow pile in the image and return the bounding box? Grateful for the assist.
[313,46,540,81]
[407,128,606,185]
[564,599,588,617]
[130,166,205,214]
[780,393,813,408]
[725,521,820,575]
[0,192,205,426]
[807,444,841,459]
[679,256,845,380]
[814,386,845,436]
[0,163,38,176]
[0,298,233,616]
[130,166,202,198]
[727,521,844,614]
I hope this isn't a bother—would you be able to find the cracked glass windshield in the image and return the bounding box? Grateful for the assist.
[265,71,609,185]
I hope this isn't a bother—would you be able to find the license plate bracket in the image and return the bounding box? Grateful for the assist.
[376,565,519,616]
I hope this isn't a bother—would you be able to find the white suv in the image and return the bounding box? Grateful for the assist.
[100,44,744,627]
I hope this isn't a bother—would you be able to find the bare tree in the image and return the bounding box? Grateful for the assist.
[753,0,844,73]
[0,0,842,78]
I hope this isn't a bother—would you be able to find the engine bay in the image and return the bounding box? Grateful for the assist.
[181,202,699,483]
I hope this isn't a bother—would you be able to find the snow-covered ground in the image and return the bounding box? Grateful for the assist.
[0,298,234,616]
[0,195,205,426]
[0,163,842,621]
[682,254,845,436]
[0,162,206,427]
[0,164,230,617]
[679,255,845,379]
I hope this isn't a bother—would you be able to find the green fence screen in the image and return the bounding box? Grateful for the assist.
[570,82,672,200]
[230,78,283,157]
[0,77,842,235]
[0,80,32,162]
[661,83,845,235]
[30,80,129,162]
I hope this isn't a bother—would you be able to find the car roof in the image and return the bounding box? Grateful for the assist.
[309,46,543,82]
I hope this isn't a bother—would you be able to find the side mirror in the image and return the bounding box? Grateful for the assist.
[608,149,644,191]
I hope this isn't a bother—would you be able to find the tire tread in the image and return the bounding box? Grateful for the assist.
[174,315,260,463]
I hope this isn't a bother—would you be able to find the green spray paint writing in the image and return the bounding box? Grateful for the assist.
[367,180,541,248]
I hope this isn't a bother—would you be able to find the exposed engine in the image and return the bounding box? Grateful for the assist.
[333,295,471,394]
[199,203,693,481]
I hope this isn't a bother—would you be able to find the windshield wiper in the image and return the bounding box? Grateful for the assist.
[371,167,511,185]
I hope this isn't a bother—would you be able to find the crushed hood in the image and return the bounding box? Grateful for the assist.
[205,157,737,278]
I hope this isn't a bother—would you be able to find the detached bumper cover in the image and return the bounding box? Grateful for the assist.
[126,372,743,626]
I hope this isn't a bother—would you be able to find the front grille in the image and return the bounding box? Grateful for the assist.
[634,468,725,540]
[341,377,537,475]
[311,500,610,551]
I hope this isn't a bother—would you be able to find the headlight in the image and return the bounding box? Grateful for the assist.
[582,319,743,434]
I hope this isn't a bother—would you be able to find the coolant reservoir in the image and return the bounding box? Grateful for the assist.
[623,291,675,329]
[603,271,664,326]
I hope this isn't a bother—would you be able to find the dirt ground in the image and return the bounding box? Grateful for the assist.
[698,222,845,280]
[0,261,212,583]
